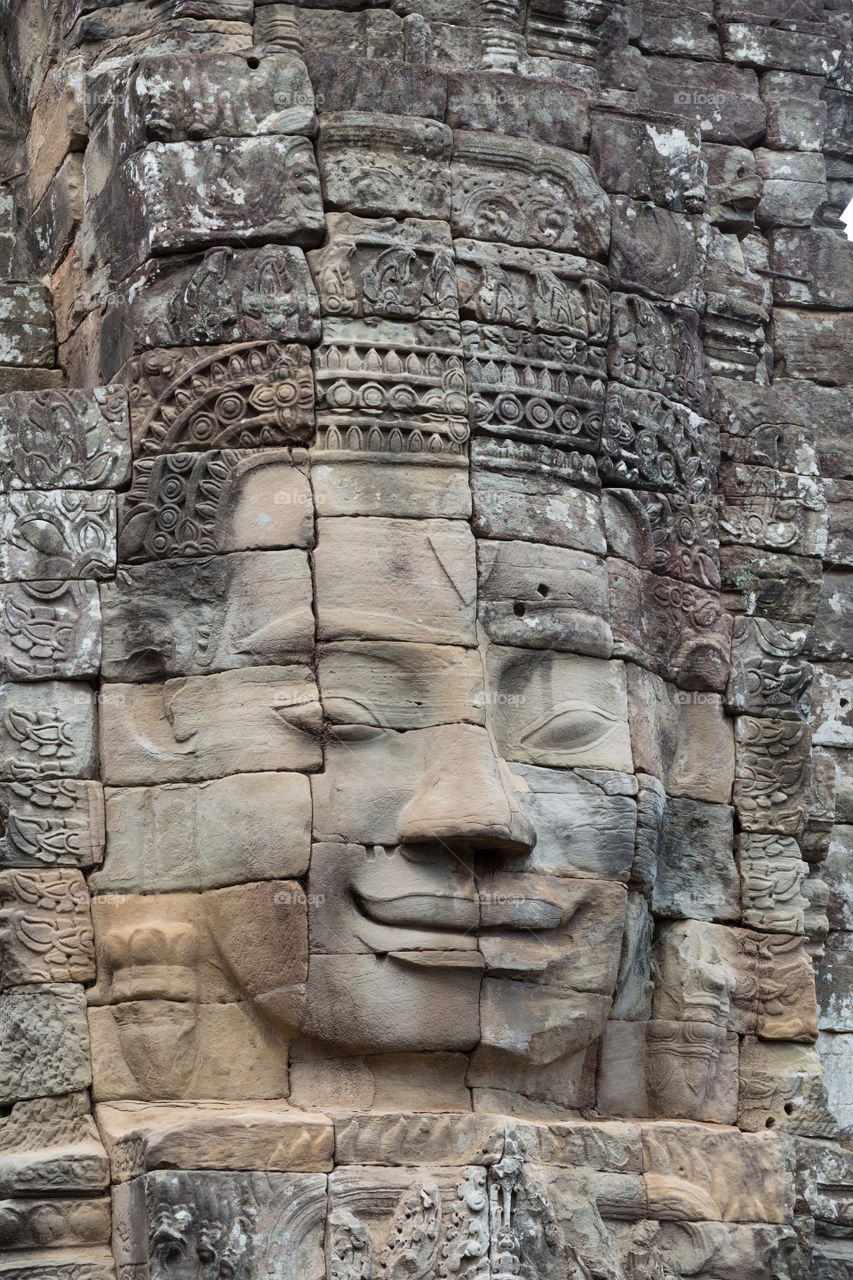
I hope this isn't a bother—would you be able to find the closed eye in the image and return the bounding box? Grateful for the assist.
[519,701,618,752]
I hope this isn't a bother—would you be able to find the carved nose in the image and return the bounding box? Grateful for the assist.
[397,723,536,857]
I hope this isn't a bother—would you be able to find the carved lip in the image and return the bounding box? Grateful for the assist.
[354,890,479,932]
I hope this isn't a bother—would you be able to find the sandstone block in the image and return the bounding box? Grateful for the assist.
[0,490,116,584]
[100,550,314,680]
[94,771,311,893]
[626,665,734,804]
[118,449,313,561]
[598,1020,738,1124]
[0,580,101,681]
[0,779,104,871]
[318,113,452,220]
[99,666,321,785]
[0,985,91,1105]
[314,515,477,645]
[0,682,96,782]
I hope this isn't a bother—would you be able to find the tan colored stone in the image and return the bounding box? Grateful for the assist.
[88,1000,289,1103]
[317,641,484,730]
[26,56,87,209]
[314,516,477,645]
[0,869,94,989]
[626,664,734,803]
[99,665,322,785]
[94,772,311,894]
[311,722,534,853]
[598,1020,739,1124]
[641,1122,794,1224]
[486,646,633,771]
[100,550,314,679]
[95,1101,333,1181]
[333,1111,504,1166]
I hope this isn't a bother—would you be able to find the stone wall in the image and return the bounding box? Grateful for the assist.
[0,0,852,1277]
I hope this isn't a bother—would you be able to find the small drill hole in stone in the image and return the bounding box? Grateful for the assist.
[537,583,549,597]
[765,1116,776,1128]
[247,55,261,68]
[514,602,526,617]
[784,1102,795,1115]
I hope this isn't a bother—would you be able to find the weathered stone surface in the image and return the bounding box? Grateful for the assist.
[25,56,87,209]
[721,21,841,76]
[100,246,321,374]
[652,797,738,922]
[3,0,852,1265]
[727,616,813,721]
[85,134,325,280]
[89,1000,290,1102]
[637,56,766,145]
[314,516,477,645]
[0,490,116,584]
[754,149,827,228]
[608,198,706,306]
[608,291,709,414]
[599,384,718,503]
[721,546,823,625]
[318,641,483,731]
[477,539,611,655]
[718,463,827,558]
[811,663,853,748]
[99,666,321,785]
[0,285,55,368]
[318,113,452,221]
[641,1121,794,1224]
[451,131,610,258]
[0,388,129,492]
[507,768,635,886]
[112,1170,326,1274]
[770,228,853,310]
[817,931,853,1031]
[100,550,313,679]
[471,443,605,552]
[626,665,734,804]
[591,111,705,213]
[305,53,445,119]
[485,646,634,771]
[609,560,732,692]
[0,682,96,782]
[738,833,809,935]
[734,716,812,836]
[123,341,314,455]
[601,488,721,590]
[703,143,762,235]
[94,771,310,893]
[0,869,94,989]
[0,985,91,1105]
[738,1037,837,1137]
[0,1093,108,1197]
[311,721,536,853]
[0,1194,110,1252]
[715,378,820,477]
[95,1101,333,1181]
[598,1020,739,1123]
[463,321,606,461]
[773,309,853,386]
[0,580,101,681]
[761,72,827,152]
[817,1032,853,1135]
[454,237,609,339]
[85,50,316,196]
[446,70,589,150]
[0,780,104,871]
[308,213,457,324]
[117,449,313,562]
[654,919,817,1041]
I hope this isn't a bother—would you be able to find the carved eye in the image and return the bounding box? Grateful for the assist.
[520,702,619,753]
